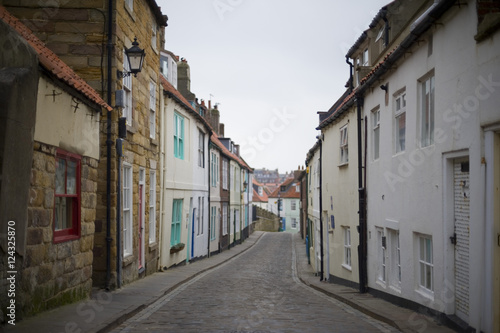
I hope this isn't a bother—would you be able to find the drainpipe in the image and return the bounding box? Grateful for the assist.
[105,0,113,290]
[356,95,368,293]
[318,134,324,281]
[382,11,390,48]
[345,56,353,92]
[158,89,165,270]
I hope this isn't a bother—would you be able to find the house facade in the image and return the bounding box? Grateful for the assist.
[268,174,301,234]
[305,141,321,275]
[304,1,500,331]
[0,6,111,317]
[3,0,168,289]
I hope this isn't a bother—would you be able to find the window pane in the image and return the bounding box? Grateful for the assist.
[55,197,73,230]
[426,238,432,263]
[56,159,66,194]
[67,160,77,195]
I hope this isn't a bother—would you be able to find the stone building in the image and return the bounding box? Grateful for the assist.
[0,6,111,318]
[3,0,168,289]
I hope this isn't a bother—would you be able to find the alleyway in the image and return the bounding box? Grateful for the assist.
[109,233,398,333]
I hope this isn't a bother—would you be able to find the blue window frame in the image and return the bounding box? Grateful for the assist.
[171,199,183,246]
[174,112,184,159]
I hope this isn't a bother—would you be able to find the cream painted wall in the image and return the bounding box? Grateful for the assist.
[321,107,360,284]
[34,78,100,159]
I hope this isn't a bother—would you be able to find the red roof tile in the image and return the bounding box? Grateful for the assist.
[0,6,112,112]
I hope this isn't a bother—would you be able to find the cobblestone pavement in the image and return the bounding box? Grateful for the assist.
[109,233,400,333]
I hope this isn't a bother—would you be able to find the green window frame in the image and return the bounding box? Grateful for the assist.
[174,112,184,159]
[171,199,183,246]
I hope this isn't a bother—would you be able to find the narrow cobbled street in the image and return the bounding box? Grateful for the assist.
[110,233,398,333]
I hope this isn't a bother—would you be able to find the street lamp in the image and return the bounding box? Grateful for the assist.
[117,37,145,78]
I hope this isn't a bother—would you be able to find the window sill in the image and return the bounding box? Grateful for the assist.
[125,3,136,21]
[123,254,134,267]
[392,150,405,157]
[389,285,402,294]
[148,242,158,252]
[376,279,387,289]
[127,123,137,134]
[341,264,352,272]
[338,162,349,168]
[415,286,434,301]
[150,138,158,146]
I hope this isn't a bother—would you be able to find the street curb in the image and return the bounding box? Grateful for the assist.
[96,232,266,333]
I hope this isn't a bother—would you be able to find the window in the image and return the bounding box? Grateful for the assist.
[197,197,201,235]
[377,229,386,283]
[125,0,133,11]
[395,92,406,153]
[149,81,156,139]
[420,75,435,147]
[211,152,219,187]
[171,199,183,246]
[291,218,297,229]
[230,165,234,191]
[343,227,351,268]
[291,200,296,211]
[123,50,132,125]
[389,229,401,287]
[340,125,348,164]
[258,187,263,196]
[198,130,205,168]
[122,163,133,256]
[372,108,380,160]
[174,112,184,159]
[151,21,157,50]
[419,235,433,291]
[149,171,156,244]
[363,48,369,66]
[54,149,81,243]
[222,203,228,235]
[210,206,216,240]
[222,159,228,190]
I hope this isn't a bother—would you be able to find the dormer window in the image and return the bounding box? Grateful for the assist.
[376,27,384,42]
[363,48,369,66]
[281,185,286,192]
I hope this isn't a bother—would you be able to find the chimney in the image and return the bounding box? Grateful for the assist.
[177,58,196,101]
[208,100,211,110]
[219,123,225,137]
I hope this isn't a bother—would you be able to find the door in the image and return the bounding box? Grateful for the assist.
[453,158,470,321]
[138,168,145,272]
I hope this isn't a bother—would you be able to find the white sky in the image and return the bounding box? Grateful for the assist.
[157,0,390,173]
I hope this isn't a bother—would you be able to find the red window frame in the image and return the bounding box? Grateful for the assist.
[53,149,81,243]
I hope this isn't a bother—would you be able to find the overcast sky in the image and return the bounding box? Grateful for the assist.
[157,0,391,173]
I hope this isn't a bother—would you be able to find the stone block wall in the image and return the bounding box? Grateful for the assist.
[20,142,97,317]
[253,206,280,232]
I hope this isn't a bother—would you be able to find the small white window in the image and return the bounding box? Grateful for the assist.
[151,21,157,50]
[363,48,369,66]
[149,171,156,244]
[344,227,351,268]
[420,75,435,147]
[372,108,380,160]
[122,163,133,256]
[123,50,132,125]
[149,81,156,139]
[340,125,348,164]
[395,92,406,153]
[419,235,433,291]
[378,229,386,283]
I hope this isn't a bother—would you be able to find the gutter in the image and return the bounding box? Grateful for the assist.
[318,134,324,281]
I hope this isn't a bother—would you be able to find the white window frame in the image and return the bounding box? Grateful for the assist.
[125,0,133,11]
[222,203,228,236]
[418,235,434,292]
[420,74,435,147]
[123,50,132,125]
[343,227,351,269]
[389,229,401,288]
[149,170,156,244]
[291,200,296,211]
[151,21,157,51]
[198,130,205,168]
[340,125,349,165]
[395,91,406,153]
[378,229,386,283]
[122,163,133,257]
[363,48,369,66]
[372,108,380,160]
[210,206,216,241]
[149,80,156,139]
[222,159,228,190]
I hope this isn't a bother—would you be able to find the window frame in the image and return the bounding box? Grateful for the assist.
[171,199,183,246]
[149,80,156,139]
[222,203,228,236]
[420,74,435,147]
[343,227,351,269]
[149,170,156,244]
[122,163,133,256]
[210,206,217,241]
[372,108,380,160]
[378,229,386,283]
[174,112,184,159]
[395,91,406,153]
[222,159,228,190]
[340,125,349,165]
[53,149,82,243]
[198,130,205,168]
[389,229,401,288]
[418,235,434,292]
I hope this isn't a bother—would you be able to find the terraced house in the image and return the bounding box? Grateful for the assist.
[305,1,500,331]
[2,0,168,289]
[0,6,111,317]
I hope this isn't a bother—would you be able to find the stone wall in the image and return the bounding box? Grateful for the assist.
[20,142,97,317]
[253,206,280,232]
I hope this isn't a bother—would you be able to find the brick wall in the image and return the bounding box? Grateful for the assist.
[20,142,97,317]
